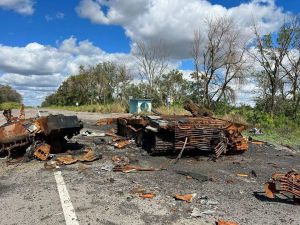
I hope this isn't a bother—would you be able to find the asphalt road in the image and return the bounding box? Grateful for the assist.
[0,109,299,225]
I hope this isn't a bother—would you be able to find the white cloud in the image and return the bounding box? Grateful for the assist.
[0,0,34,15]
[0,0,292,106]
[45,12,65,22]
[0,37,135,106]
[76,0,288,59]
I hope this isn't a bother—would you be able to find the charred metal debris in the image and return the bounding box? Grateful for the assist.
[0,108,83,161]
[115,115,248,158]
[97,101,248,158]
[264,170,300,200]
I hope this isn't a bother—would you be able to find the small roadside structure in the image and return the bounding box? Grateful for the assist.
[129,99,152,114]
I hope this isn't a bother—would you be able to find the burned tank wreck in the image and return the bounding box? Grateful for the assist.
[0,110,83,160]
[107,101,247,157]
[117,115,248,157]
[112,100,248,158]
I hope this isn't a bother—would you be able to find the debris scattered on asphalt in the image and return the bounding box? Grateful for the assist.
[130,187,146,194]
[200,198,219,206]
[111,155,130,166]
[236,173,248,177]
[174,193,197,203]
[175,170,211,182]
[114,140,132,149]
[191,208,215,217]
[217,219,239,225]
[105,132,119,138]
[251,170,257,177]
[267,162,281,168]
[44,161,59,170]
[139,193,156,199]
[82,130,105,137]
[78,163,89,172]
[55,149,101,165]
[113,164,160,173]
[226,179,236,184]
[101,163,114,172]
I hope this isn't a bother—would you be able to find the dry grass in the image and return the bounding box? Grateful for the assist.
[222,112,248,125]
[155,105,191,116]
[45,103,126,113]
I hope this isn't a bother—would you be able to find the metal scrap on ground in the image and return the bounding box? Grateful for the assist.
[217,220,239,225]
[55,149,101,165]
[174,193,197,203]
[139,193,156,199]
[113,164,161,173]
[0,107,83,160]
[264,170,300,199]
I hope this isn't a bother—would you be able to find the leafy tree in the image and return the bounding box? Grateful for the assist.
[0,85,22,103]
[42,62,131,106]
[158,70,191,104]
[250,21,295,114]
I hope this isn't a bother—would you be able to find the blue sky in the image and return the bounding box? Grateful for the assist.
[0,1,130,53]
[0,0,298,106]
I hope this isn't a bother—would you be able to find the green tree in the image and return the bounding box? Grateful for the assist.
[250,20,296,115]
[0,85,22,103]
[42,62,131,106]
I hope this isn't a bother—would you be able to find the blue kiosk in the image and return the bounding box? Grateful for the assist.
[129,99,152,114]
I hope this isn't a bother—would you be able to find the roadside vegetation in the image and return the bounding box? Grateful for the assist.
[45,103,126,113]
[215,105,300,148]
[0,84,22,110]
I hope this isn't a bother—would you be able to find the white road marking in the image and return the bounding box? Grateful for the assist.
[54,170,80,225]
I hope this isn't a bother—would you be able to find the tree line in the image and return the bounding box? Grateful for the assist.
[42,16,300,119]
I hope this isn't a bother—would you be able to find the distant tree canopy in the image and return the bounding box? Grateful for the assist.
[42,16,300,120]
[0,85,22,103]
[42,62,192,107]
[42,62,131,106]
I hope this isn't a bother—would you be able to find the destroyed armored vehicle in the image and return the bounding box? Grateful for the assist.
[0,112,83,160]
[117,115,248,157]
[95,100,248,158]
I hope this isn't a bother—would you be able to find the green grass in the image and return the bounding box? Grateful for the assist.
[220,109,300,149]
[243,128,300,149]
[0,102,22,110]
[44,103,126,113]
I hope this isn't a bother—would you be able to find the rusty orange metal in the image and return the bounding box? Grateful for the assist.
[217,220,238,225]
[55,149,99,165]
[115,115,248,157]
[174,193,196,203]
[139,193,156,199]
[19,104,25,120]
[265,171,300,199]
[114,140,131,149]
[33,143,51,161]
[1,108,83,159]
[96,118,116,126]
